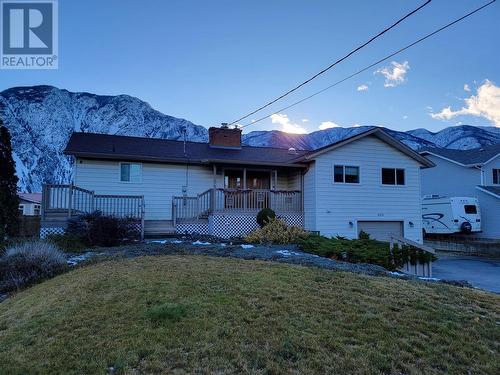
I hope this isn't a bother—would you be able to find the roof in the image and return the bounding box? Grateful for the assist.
[18,192,42,204]
[476,185,500,199]
[64,133,310,168]
[420,144,500,167]
[64,128,434,168]
[300,127,435,168]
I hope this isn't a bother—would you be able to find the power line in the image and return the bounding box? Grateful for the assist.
[240,0,496,129]
[228,0,433,125]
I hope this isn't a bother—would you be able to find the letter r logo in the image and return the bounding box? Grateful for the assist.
[2,1,53,54]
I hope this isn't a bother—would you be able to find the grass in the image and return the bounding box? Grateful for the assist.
[0,256,498,374]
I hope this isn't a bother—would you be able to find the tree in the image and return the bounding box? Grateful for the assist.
[0,120,19,240]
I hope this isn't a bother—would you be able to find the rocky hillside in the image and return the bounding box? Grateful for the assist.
[1,85,499,192]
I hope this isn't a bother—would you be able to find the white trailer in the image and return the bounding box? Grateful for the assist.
[422,196,481,235]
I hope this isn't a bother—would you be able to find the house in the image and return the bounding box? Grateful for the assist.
[18,193,42,216]
[40,127,434,242]
[419,145,500,239]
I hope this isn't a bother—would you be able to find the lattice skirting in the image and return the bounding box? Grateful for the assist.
[40,227,65,239]
[210,213,304,239]
[176,221,210,235]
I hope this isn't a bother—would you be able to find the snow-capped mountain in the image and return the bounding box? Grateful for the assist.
[1,85,499,192]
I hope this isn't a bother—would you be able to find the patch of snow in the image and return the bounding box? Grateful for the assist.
[171,240,183,244]
[276,250,301,257]
[240,244,254,249]
[419,276,441,281]
[149,240,167,244]
[220,243,226,247]
[67,252,97,266]
[192,240,211,245]
[388,271,406,277]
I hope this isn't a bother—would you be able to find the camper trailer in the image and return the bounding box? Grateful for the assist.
[422,196,481,235]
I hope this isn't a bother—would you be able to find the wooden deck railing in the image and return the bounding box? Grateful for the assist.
[390,235,435,277]
[173,188,302,224]
[42,184,145,219]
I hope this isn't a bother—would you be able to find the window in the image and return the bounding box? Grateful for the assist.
[18,204,24,215]
[120,163,142,182]
[34,204,41,216]
[464,205,477,214]
[493,169,500,185]
[333,165,359,183]
[382,168,405,185]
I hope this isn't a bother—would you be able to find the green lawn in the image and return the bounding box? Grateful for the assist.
[0,255,499,374]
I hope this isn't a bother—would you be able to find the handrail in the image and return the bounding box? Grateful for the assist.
[42,184,144,219]
[390,235,435,254]
[173,188,303,222]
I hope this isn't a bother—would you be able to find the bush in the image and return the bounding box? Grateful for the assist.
[66,211,139,247]
[245,218,309,244]
[298,235,436,271]
[0,241,67,293]
[256,208,276,228]
[46,234,87,253]
[358,230,370,240]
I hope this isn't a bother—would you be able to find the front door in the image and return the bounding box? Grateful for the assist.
[223,170,272,210]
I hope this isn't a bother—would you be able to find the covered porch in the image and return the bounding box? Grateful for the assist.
[172,164,304,224]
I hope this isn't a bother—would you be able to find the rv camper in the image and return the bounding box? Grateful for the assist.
[422,196,481,235]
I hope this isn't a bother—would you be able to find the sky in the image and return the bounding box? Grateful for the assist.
[1,0,499,134]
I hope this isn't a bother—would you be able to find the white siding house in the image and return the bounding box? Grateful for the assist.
[42,127,434,240]
[303,135,426,243]
[420,145,500,239]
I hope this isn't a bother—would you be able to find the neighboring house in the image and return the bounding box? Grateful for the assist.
[420,145,500,239]
[18,193,42,216]
[40,127,434,242]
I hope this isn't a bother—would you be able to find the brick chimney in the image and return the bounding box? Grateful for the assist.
[208,124,242,149]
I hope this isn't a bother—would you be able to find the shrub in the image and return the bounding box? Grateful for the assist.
[256,208,276,228]
[245,218,309,244]
[46,234,87,253]
[66,211,139,247]
[298,235,436,271]
[358,230,370,240]
[0,241,67,293]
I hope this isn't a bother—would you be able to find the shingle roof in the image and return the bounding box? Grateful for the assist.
[65,129,435,168]
[64,133,310,168]
[477,185,500,198]
[420,144,500,165]
[18,193,42,203]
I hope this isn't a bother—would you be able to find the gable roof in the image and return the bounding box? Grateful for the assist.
[419,144,500,167]
[18,193,42,204]
[64,128,434,169]
[300,127,435,168]
[64,133,309,168]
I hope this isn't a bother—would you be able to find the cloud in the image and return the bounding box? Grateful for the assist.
[464,84,471,92]
[375,61,410,87]
[301,118,309,123]
[357,84,369,92]
[352,123,361,128]
[403,115,408,120]
[270,113,307,134]
[430,80,500,126]
[318,121,341,130]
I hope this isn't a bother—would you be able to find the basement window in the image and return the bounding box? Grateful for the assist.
[334,165,359,183]
[382,168,405,185]
[120,163,142,183]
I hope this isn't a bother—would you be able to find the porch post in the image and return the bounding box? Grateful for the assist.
[243,168,247,210]
[212,165,217,211]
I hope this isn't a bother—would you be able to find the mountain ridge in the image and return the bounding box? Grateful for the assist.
[1,85,499,192]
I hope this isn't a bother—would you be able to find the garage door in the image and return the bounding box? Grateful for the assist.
[357,221,403,242]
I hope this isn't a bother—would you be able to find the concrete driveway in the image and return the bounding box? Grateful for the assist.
[433,253,500,293]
